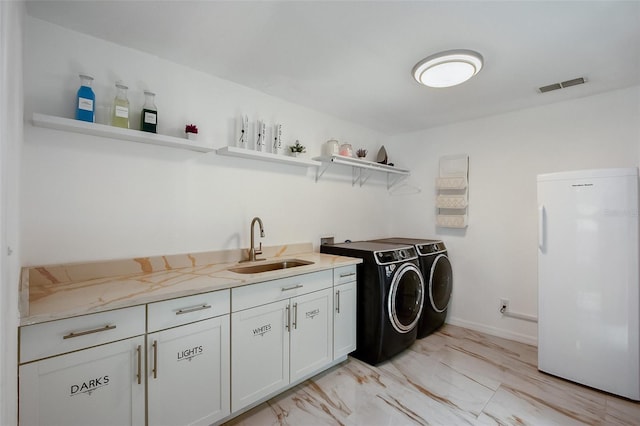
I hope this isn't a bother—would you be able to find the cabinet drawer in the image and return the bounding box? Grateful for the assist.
[333,265,357,285]
[232,270,332,312]
[20,305,146,364]
[147,289,230,333]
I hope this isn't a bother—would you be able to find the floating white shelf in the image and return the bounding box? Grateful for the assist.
[32,113,215,153]
[313,155,409,174]
[313,155,410,188]
[216,146,321,167]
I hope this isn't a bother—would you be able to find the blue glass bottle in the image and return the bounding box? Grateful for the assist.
[75,74,95,122]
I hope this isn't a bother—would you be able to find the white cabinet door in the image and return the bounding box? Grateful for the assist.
[334,281,357,359]
[147,316,230,426]
[19,336,145,426]
[231,299,290,412]
[290,288,333,382]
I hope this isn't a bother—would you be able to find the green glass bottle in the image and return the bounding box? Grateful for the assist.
[140,90,157,133]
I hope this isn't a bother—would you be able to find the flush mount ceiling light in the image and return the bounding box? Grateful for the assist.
[412,49,483,88]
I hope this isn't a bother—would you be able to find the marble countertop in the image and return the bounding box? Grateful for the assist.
[20,243,361,326]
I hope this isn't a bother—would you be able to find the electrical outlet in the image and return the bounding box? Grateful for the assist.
[320,236,334,246]
[500,298,509,313]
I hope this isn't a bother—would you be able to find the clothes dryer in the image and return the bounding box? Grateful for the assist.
[370,238,452,338]
[320,241,425,365]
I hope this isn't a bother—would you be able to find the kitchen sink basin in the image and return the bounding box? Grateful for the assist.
[228,259,314,274]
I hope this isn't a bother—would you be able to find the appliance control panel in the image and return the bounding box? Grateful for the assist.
[374,247,417,265]
[417,242,446,255]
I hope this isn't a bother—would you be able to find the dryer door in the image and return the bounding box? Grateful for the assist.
[388,263,424,333]
[429,254,453,313]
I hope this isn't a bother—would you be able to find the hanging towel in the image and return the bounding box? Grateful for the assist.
[436,176,467,189]
[436,195,468,209]
[437,214,468,228]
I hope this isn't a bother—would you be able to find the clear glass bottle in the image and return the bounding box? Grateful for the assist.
[140,90,157,133]
[75,74,95,123]
[111,81,130,129]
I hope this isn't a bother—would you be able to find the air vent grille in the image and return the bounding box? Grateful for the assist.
[539,83,562,93]
[561,77,585,88]
[538,77,586,93]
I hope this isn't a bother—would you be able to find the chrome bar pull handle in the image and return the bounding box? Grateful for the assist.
[293,303,298,330]
[339,272,356,278]
[285,305,290,331]
[281,284,303,292]
[63,324,116,339]
[176,304,211,315]
[152,340,158,379]
[136,345,142,385]
[336,290,341,314]
[538,205,546,251]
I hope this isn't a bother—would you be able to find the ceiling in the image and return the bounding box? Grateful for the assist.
[25,1,640,135]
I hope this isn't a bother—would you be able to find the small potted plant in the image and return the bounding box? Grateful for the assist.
[289,140,306,157]
[356,148,368,159]
[185,124,198,141]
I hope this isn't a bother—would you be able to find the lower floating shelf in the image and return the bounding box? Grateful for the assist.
[313,155,409,175]
[313,155,410,188]
[216,146,321,167]
[32,113,215,153]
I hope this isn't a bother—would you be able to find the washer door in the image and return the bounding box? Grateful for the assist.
[429,254,453,313]
[388,263,425,333]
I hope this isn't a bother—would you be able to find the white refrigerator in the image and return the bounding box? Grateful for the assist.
[537,168,640,401]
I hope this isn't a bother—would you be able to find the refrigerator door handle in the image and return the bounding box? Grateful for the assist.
[538,205,545,251]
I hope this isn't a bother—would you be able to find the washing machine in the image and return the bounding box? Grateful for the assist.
[370,238,452,338]
[320,241,425,365]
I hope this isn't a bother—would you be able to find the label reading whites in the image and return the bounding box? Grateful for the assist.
[177,345,204,362]
[115,105,129,118]
[78,98,93,112]
[144,111,157,124]
[253,323,271,337]
[70,375,110,397]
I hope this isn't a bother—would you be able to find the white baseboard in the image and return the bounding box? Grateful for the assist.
[447,316,538,346]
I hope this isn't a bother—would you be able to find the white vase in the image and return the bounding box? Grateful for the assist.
[186,132,197,141]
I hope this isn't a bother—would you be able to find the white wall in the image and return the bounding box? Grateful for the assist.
[0,1,24,424]
[22,17,394,266]
[19,15,640,349]
[389,86,640,343]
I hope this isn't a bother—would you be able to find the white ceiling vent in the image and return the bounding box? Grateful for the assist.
[539,77,586,93]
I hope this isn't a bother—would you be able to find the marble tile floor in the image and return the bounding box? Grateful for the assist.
[224,324,640,425]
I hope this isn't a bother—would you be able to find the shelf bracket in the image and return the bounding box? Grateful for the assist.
[351,167,360,186]
[387,173,408,190]
[359,169,372,187]
[316,163,331,182]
